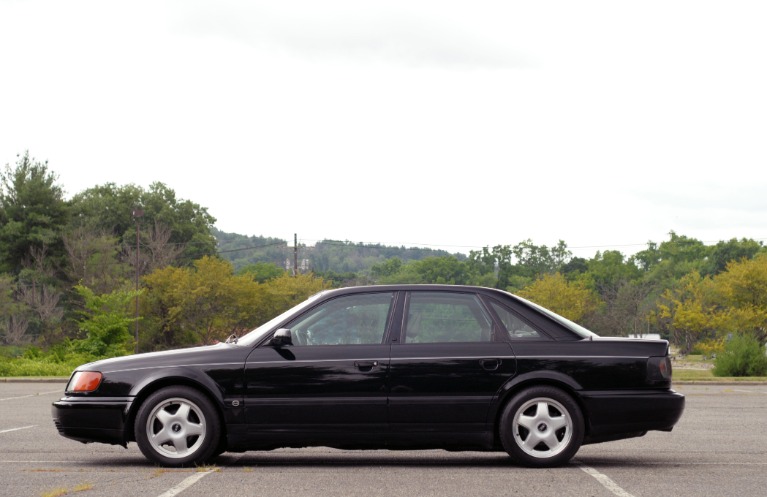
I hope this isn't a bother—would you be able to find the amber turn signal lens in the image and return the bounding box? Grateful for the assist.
[68,371,103,393]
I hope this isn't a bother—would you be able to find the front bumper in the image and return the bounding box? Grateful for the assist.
[51,396,133,447]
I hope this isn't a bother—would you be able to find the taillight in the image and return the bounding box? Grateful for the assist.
[647,356,672,382]
[67,371,103,393]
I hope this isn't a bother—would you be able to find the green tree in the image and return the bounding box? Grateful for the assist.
[407,256,476,284]
[0,152,69,274]
[584,280,655,337]
[370,257,404,281]
[587,250,641,299]
[238,262,287,283]
[139,262,194,349]
[512,239,571,278]
[69,182,217,268]
[0,274,29,344]
[631,241,660,272]
[636,232,709,284]
[467,246,503,284]
[255,273,331,322]
[712,254,767,342]
[68,285,138,358]
[469,240,571,290]
[141,256,262,349]
[517,273,601,323]
[705,238,763,276]
[561,256,588,278]
[652,271,717,354]
[374,256,487,286]
[582,251,646,336]
[140,257,328,350]
[63,227,129,294]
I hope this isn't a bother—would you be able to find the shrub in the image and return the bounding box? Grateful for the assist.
[0,345,27,359]
[692,338,725,359]
[0,344,95,377]
[0,357,77,377]
[713,334,767,377]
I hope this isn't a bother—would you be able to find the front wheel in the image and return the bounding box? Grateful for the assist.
[499,386,584,467]
[134,386,221,467]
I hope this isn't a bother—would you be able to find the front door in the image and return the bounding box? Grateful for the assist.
[243,291,395,446]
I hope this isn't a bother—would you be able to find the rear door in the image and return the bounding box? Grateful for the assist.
[388,290,516,441]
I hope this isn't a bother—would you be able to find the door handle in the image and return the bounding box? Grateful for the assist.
[480,359,500,371]
[354,360,379,372]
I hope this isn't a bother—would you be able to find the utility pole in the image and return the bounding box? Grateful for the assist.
[132,208,144,353]
[294,233,298,276]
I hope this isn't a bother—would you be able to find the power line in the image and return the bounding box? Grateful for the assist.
[297,236,767,255]
[75,231,767,260]
[216,241,287,255]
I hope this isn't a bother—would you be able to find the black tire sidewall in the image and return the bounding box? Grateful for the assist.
[499,386,584,467]
[134,386,221,467]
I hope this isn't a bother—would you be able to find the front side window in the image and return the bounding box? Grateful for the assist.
[286,292,394,346]
[404,292,492,343]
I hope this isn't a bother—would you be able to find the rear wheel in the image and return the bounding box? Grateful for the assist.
[499,386,584,467]
[134,386,221,467]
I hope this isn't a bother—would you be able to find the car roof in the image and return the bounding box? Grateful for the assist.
[322,284,510,297]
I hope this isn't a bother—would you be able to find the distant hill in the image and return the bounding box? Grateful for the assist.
[213,228,466,275]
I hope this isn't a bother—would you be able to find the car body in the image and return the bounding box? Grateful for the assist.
[52,284,685,467]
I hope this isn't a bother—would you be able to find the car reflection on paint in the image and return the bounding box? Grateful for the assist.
[52,285,684,468]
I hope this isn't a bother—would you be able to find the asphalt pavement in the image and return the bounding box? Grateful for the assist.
[1,382,765,497]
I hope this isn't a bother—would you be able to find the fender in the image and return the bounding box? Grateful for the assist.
[128,366,228,407]
[487,370,585,432]
[496,369,583,406]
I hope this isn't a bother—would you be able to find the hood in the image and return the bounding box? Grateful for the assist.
[79,342,244,373]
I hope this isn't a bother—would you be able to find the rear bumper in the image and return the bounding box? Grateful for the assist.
[51,397,133,447]
[579,389,685,442]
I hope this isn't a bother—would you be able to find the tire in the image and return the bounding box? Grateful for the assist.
[134,386,221,467]
[499,386,584,467]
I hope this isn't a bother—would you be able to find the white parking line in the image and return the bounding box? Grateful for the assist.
[0,460,73,463]
[0,390,62,401]
[577,463,635,497]
[156,470,215,497]
[0,425,36,434]
[734,389,767,395]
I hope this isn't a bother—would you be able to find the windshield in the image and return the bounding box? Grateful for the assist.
[236,290,329,346]
[513,295,599,339]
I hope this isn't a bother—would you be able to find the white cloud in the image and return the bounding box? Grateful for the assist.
[1,1,766,257]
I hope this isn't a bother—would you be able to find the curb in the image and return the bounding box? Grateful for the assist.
[0,377,69,383]
[674,381,767,385]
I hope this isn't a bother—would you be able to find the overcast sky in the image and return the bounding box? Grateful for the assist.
[1,0,765,259]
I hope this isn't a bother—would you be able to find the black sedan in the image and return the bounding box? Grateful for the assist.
[52,285,684,468]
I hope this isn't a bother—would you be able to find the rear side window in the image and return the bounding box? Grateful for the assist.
[404,292,492,343]
[489,301,544,339]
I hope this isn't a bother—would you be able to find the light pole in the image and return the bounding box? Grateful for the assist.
[132,208,144,353]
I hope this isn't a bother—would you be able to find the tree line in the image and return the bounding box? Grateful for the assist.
[1,152,766,376]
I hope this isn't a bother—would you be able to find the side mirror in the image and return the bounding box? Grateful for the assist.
[270,328,293,347]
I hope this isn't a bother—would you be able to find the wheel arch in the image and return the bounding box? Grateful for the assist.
[124,368,227,444]
[492,371,591,446]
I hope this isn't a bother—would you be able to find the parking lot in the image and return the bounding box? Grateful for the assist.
[1,382,765,497]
